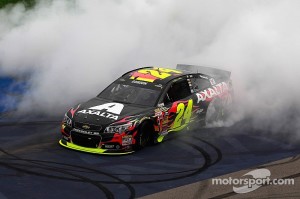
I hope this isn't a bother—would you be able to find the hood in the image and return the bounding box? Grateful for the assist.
[72,97,153,127]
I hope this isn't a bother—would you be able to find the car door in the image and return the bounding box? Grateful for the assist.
[188,74,212,122]
[161,77,195,132]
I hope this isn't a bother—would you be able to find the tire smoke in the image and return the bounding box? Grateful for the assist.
[0,0,299,138]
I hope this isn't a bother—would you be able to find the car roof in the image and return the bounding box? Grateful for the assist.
[113,66,215,91]
[121,66,190,85]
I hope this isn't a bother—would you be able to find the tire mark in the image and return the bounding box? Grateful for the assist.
[96,136,222,178]
[0,161,114,199]
[0,140,211,185]
[0,148,135,199]
[191,136,222,166]
[0,136,222,185]
[123,139,212,184]
[0,121,224,198]
[256,155,300,169]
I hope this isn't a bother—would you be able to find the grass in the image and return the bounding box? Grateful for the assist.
[0,0,35,9]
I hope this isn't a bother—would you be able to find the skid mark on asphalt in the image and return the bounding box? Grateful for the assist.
[0,121,223,199]
[0,137,218,198]
[0,121,299,198]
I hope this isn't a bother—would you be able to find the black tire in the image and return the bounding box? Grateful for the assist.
[205,90,234,127]
[205,98,223,126]
[134,121,154,150]
[222,90,234,118]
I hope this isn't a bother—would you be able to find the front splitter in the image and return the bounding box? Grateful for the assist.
[59,139,135,155]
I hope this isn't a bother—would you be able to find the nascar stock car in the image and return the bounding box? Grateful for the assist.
[59,64,233,155]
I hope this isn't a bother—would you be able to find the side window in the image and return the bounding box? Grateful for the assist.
[164,79,191,103]
[190,76,210,92]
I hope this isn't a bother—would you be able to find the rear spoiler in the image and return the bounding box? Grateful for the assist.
[176,64,231,79]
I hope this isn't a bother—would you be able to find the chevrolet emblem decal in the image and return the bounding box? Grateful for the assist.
[82,125,91,130]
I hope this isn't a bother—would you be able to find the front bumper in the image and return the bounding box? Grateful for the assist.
[59,139,135,155]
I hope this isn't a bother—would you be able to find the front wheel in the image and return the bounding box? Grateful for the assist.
[134,122,154,150]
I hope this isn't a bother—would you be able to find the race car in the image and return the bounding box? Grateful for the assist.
[59,64,233,155]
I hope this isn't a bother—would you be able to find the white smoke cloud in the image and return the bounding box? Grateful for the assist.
[0,0,299,136]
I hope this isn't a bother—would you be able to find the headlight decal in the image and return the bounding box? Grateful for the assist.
[122,135,133,146]
[104,123,133,134]
[104,115,140,134]
[63,114,72,127]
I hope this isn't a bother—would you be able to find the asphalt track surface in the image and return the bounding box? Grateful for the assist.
[0,118,299,199]
[142,155,300,198]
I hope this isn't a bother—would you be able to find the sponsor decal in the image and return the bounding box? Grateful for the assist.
[78,110,119,120]
[196,109,204,114]
[82,125,90,130]
[155,84,163,88]
[78,103,124,120]
[157,103,165,107]
[103,144,115,149]
[159,130,168,136]
[154,105,169,131]
[122,135,133,146]
[62,135,70,141]
[89,103,124,114]
[73,128,100,136]
[132,80,147,85]
[209,78,216,85]
[130,68,182,83]
[196,82,229,103]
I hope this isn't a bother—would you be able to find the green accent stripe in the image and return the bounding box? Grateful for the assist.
[59,140,134,155]
[157,135,165,142]
[170,124,187,132]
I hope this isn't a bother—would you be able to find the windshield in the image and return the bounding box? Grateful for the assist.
[98,83,161,106]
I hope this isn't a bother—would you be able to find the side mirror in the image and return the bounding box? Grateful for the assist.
[157,103,165,108]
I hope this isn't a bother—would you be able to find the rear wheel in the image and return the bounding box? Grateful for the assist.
[205,98,224,127]
[205,91,234,127]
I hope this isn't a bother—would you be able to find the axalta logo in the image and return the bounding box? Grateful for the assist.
[77,103,124,120]
[196,82,229,103]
